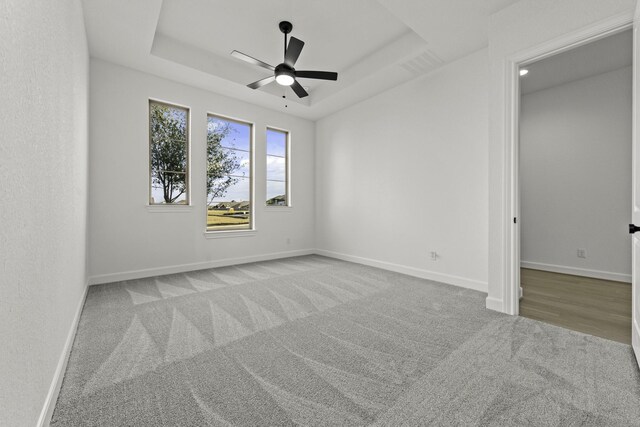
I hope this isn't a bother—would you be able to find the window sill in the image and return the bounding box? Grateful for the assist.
[146,204,193,213]
[204,229,257,239]
[264,206,293,212]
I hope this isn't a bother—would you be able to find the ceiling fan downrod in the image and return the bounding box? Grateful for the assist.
[280,21,293,58]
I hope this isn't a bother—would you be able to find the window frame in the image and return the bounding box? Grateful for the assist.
[205,112,255,233]
[265,126,291,208]
[148,99,191,206]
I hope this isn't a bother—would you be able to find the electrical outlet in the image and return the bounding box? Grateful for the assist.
[430,251,438,261]
[577,248,587,259]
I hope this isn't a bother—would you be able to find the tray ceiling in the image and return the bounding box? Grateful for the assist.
[82,0,520,120]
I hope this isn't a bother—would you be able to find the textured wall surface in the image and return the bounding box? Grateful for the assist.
[316,49,489,291]
[0,1,89,425]
[88,60,316,282]
[520,66,632,279]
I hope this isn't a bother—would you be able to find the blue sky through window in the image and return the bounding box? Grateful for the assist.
[208,117,252,204]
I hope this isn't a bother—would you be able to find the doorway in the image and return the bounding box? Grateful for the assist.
[517,30,633,344]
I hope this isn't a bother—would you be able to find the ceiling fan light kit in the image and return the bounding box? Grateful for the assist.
[231,21,338,98]
[275,64,295,86]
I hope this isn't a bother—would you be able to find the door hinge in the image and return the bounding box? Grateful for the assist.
[513,217,517,224]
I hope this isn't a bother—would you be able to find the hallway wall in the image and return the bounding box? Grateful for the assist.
[520,66,632,281]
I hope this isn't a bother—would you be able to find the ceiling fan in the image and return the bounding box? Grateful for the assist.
[231,21,338,98]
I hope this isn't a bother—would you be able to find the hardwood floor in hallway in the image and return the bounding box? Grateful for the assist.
[519,268,632,344]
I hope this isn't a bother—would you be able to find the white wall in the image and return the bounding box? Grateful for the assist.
[88,60,316,282]
[520,66,632,281]
[0,1,89,425]
[316,49,489,291]
[487,0,636,312]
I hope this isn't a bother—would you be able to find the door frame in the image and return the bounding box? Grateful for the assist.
[502,13,633,316]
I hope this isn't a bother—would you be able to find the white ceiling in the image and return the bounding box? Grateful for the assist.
[81,0,520,120]
[521,29,632,95]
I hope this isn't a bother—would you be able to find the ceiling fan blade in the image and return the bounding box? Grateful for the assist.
[284,37,304,67]
[295,70,338,81]
[231,50,275,71]
[290,80,309,98]
[247,76,275,89]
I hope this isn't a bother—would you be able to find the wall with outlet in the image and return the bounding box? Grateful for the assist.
[316,49,489,291]
[520,66,632,282]
[88,60,316,283]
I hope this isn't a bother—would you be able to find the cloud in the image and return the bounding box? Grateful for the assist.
[266,156,285,181]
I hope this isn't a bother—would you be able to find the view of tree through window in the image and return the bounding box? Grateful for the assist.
[149,101,189,204]
[207,115,252,231]
[266,128,288,206]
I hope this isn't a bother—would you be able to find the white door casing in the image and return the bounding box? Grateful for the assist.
[498,12,635,326]
[630,0,640,367]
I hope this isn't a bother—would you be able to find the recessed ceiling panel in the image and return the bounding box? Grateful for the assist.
[82,0,515,119]
[376,0,520,62]
[156,0,410,74]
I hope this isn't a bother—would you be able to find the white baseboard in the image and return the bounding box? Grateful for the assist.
[315,249,488,293]
[485,296,503,312]
[88,249,315,285]
[38,282,88,427]
[520,261,631,283]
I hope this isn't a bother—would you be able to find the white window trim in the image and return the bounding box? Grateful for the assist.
[206,113,255,232]
[203,230,257,239]
[148,99,191,207]
[264,206,294,212]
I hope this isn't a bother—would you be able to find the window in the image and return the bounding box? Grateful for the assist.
[206,115,253,231]
[266,128,289,206]
[149,100,189,205]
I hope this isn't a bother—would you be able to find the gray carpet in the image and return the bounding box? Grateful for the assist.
[51,255,640,426]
